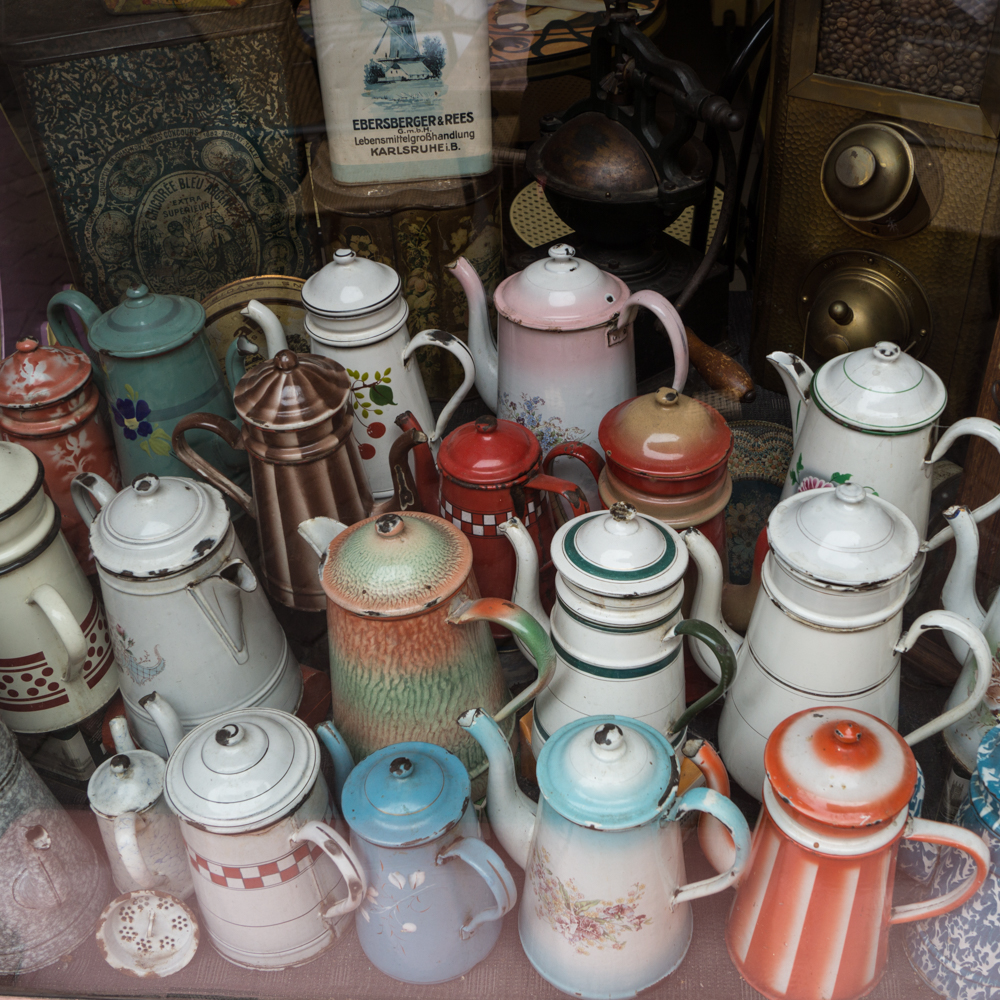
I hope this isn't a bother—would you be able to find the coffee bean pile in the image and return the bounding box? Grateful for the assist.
[817,0,996,104]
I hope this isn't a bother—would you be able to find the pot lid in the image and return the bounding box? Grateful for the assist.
[96,890,199,979]
[301,249,401,319]
[536,716,677,830]
[970,725,1000,834]
[493,245,625,331]
[88,474,230,577]
[767,483,918,586]
[88,751,164,817]
[437,415,541,485]
[599,387,732,481]
[812,341,946,432]
[764,707,916,828]
[164,709,318,834]
[321,512,471,618]
[0,442,44,519]
[235,350,352,430]
[551,502,685,597]
[88,285,205,359]
[0,338,92,408]
[341,742,469,848]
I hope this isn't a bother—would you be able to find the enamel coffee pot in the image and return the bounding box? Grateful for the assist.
[769,342,1000,596]
[334,735,517,984]
[728,707,990,1000]
[449,245,689,503]
[685,482,995,799]
[0,336,121,574]
[0,442,118,733]
[459,709,750,1000]
[164,709,365,969]
[240,248,475,501]
[72,472,302,757]
[172,349,376,612]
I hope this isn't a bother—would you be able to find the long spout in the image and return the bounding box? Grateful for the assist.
[297,517,349,565]
[446,257,497,408]
[109,715,137,754]
[137,692,186,757]
[457,708,535,870]
[765,352,812,447]
[940,505,987,664]
[498,517,550,635]
[682,528,743,681]
[315,721,355,816]
[242,300,290,358]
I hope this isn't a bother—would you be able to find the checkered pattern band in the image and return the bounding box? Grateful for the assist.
[189,841,324,890]
[440,498,538,536]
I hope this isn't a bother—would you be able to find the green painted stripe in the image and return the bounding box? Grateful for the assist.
[562,518,677,581]
[556,596,680,634]
[534,711,551,743]
[810,373,942,436]
[552,634,678,679]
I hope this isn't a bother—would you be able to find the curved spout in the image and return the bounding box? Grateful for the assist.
[297,517,349,568]
[446,257,497,408]
[457,708,535,870]
[941,505,987,664]
[315,721,356,816]
[499,517,550,636]
[766,352,813,447]
[682,528,743,681]
[137,692,185,757]
[241,300,290,359]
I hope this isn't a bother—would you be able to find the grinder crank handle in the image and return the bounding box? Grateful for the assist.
[686,327,755,403]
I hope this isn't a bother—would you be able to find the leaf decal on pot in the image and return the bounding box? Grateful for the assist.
[370,384,394,406]
[388,871,406,889]
[401,923,417,933]
[408,871,425,889]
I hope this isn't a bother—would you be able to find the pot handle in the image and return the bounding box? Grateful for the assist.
[616,289,689,392]
[403,330,475,442]
[224,334,259,391]
[378,426,428,514]
[897,610,994,746]
[113,812,166,890]
[523,471,590,525]
[889,817,990,924]
[26,585,87,682]
[924,417,1000,552]
[683,738,737,876]
[437,837,516,939]
[72,472,119,525]
[171,413,254,518]
[542,441,606,490]
[666,787,750,906]
[292,820,367,921]
[669,620,736,734]
[47,290,108,396]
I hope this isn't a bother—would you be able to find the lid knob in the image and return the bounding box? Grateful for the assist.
[591,723,627,761]
[544,243,579,273]
[603,501,641,538]
[834,145,877,188]
[215,724,243,747]
[873,341,902,362]
[654,387,680,407]
[833,721,863,744]
[610,501,636,522]
[375,513,405,538]
[110,754,132,777]
[275,349,298,371]
[15,338,39,354]
[548,244,576,260]
[333,249,356,265]
[834,483,865,505]
[124,284,152,305]
[131,474,160,496]
[475,415,498,434]
[389,756,413,779]
[828,300,854,326]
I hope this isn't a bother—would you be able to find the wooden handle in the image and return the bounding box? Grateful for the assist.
[686,327,755,402]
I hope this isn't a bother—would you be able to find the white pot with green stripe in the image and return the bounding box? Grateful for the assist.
[502,502,735,756]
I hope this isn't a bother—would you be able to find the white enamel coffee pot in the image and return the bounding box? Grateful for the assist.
[769,343,1000,596]
[685,483,994,800]
[72,471,301,756]
[240,248,475,501]
[164,708,364,970]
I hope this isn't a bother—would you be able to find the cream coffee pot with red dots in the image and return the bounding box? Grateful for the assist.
[240,248,476,501]
[0,441,119,733]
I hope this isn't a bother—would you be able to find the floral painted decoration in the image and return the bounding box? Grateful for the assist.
[113,384,172,457]
[499,392,588,453]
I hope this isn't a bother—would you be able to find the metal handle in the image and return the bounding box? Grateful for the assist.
[113,812,166,890]
[291,820,367,921]
[541,441,607,525]
[71,472,119,525]
[437,837,516,939]
[890,817,990,924]
[47,291,107,396]
[669,620,736,734]
[402,330,475,442]
[524,471,590,527]
[26,585,87,682]
[616,289,689,391]
[171,412,253,517]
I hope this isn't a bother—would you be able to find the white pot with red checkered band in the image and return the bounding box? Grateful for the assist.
[0,442,118,733]
[163,708,365,970]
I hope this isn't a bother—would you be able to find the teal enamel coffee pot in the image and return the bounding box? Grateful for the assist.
[47,284,249,490]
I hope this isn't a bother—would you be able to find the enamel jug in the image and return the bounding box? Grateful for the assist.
[298,511,556,797]
[503,502,736,753]
[47,284,250,494]
[72,471,302,757]
[728,707,990,1000]
[686,482,995,799]
[393,410,602,636]
[172,348,377,612]
[239,249,475,501]
[459,710,750,1000]
[449,246,689,502]
[0,336,121,574]
[0,718,110,973]
[87,716,192,898]
[164,709,365,969]
[0,442,118,733]
[905,723,1000,999]
[769,343,1000,595]
[329,731,516,984]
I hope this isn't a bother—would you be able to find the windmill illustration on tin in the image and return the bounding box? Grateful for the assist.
[362,0,445,84]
